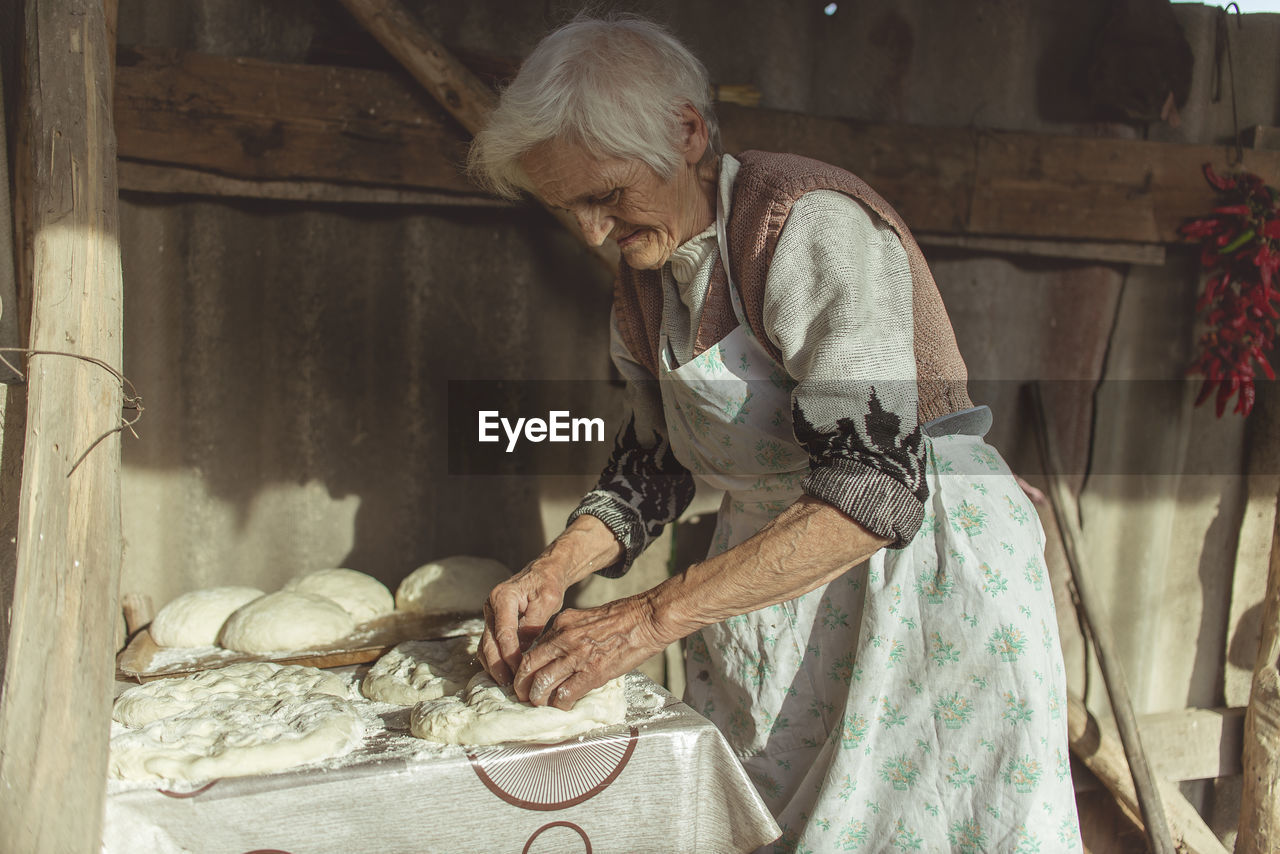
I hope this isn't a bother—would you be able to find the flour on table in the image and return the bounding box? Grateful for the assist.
[113,661,349,728]
[149,586,265,648]
[219,590,355,653]
[410,671,627,745]
[283,568,393,625]
[361,636,481,705]
[110,663,363,782]
[395,556,511,615]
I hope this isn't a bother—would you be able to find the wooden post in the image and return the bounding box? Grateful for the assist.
[0,0,124,851]
[1238,498,1280,851]
[337,0,619,274]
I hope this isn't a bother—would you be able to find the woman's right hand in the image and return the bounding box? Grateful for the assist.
[479,560,570,686]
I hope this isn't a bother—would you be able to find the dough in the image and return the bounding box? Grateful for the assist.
[395,556,511,615]
[283,568,393,624]
[361,636,481,705]
[410,672,627,745]
[219,591,355,653]
[149,586,265,648]
[113,661,349,728]
[110,665,363,783]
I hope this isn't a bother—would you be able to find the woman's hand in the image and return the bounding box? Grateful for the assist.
[512,594,672,710]
[479,562,569,686]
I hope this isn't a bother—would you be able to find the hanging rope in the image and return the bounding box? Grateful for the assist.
[0,346,143,477]
[1213,2,1244,164]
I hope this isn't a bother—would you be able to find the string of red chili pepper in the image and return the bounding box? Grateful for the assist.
[1178,163,1280,417]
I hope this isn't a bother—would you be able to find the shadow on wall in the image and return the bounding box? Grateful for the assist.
[118,195,615,601]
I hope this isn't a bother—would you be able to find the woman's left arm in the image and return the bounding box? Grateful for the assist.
[513,495,888,709]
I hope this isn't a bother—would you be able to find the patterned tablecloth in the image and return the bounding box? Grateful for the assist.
[103,671,780,854]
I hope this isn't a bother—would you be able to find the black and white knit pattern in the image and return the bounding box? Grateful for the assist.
[567,413,696,578]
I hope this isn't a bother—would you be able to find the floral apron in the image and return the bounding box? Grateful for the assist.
[660,202,1083,853]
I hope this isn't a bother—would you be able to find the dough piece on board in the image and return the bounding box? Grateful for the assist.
[110,692,363,782]
[395,556,511,615]
[149,586,265,648]
[113,661,349,728]
[219,590,355,653]
[283,568,393,625]
[410,671,627,745]
[361,636,481,705]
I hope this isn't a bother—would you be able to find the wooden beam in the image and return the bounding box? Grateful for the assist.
[336,0,619,273]
[118,160,511,208]
[0,41,18,383]
[110,48,1280,249]
[1069,694,1231,854]
[1138,706,1246,782]
[1238,502,1280,852]
[917,233,1166,266]
[717,103,1280,245]
[0,0,124,850]
[114,46,476,194]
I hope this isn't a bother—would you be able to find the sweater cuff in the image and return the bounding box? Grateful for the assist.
[802,460,924,548]
[566,491,648,578]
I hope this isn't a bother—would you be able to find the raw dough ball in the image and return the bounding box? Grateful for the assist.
[283,568,393,624]
[219,591,355,653]
[110,664,363,782]
[361,636,480,705]
[395,556,511,615]
[410,671,627,745]
[150,586,265,648]
[113,661,349,728]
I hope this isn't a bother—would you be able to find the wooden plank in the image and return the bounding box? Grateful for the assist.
[1238,507,1280,852]
[0,0,124,849]
[917,233,1166,266]
[117,159,511,208]
[1138,706,1246,781]
[1069,694,1231,854]
[114,46,476,193]
[717,103,1280,245]
[116,611,480,682]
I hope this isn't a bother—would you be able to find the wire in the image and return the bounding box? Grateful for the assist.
[0,347,143,477]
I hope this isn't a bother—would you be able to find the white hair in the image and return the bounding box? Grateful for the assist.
[468,15,721,199]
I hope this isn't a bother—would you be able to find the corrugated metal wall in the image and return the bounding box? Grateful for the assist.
[109,0,1278,837]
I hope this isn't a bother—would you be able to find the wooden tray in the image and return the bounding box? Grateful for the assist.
[115,610,483,682]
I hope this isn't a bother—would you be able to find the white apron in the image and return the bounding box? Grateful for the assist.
[660,203,1083,853]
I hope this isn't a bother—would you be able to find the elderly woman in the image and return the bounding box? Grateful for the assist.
[471,16,1081,854]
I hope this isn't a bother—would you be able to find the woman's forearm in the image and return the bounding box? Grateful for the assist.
[647,495,890,642]
[535,513,624,589]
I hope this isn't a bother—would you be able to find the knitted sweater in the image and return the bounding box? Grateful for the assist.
[570,152,973,577]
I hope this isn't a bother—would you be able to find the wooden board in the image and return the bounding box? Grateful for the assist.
[114,46,475,193]
[0,2,124,851]
[116,610,482,682]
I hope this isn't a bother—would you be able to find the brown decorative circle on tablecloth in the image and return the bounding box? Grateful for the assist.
[157,779,220,798]
[242,850,293,853]
[522,821,591,854]
[467,726,637,811]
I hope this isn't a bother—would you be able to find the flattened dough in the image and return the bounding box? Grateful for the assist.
[110,692,362,782]
[395,555,511,615]
[283,568,393,624]
[149,586,265,648]
[219,590,355,653]
[361,636,481,705]
[113,661,349,728]
[410,672,627,745]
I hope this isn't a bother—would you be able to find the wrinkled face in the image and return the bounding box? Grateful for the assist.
[520,134,714,271]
